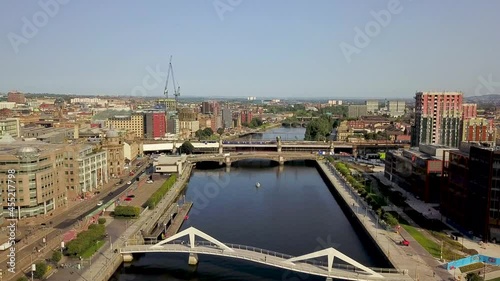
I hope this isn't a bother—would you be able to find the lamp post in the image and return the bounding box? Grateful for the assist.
[31,264,36,281]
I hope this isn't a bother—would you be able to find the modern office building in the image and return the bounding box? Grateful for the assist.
[167,118,180,135]
[144,112,166,139]
[384,144,457,203]
[105,113,144,138]
[0,139,67,219]
[365,100,379,114]
[412,91,463,148]
[441,143,500,241]
[0,118,20,137]
[347,105,368,119]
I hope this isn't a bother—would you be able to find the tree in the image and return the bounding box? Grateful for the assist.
[98,218,106,224]
[52,251,62,263]
[33,262,48,279]
[217,128,224,135]
[305,116,332,141]
[203,127,213,136]
[248,117,263,128]
[466,272,483,281]
[179,141,194,154]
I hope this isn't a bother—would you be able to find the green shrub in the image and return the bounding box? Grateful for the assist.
[113,206,140,218]
[146,175,177,209]
[98,218,106,224]
[66,224,105,257]
[51,251,62,263]
[17,277,29,281]
[33,262,48,279]
[383,212,399,226]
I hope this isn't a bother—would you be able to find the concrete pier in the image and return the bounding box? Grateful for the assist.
[122,254,134,262]
[165,202,193,238]
[188,253,199,265]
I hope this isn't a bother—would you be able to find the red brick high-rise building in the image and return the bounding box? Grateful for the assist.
[412,91,463,147]
[144,112,166,139]
[241,109,253,125]
[8,91,26,104]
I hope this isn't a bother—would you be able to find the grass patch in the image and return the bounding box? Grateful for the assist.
[459,262,484,273]
[80,240,105,259]
[488,277,500,281]
[401,224,460,260]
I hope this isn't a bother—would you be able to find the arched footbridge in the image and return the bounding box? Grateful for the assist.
[120,227,412,281]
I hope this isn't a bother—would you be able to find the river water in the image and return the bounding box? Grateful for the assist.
[239,127,306,141]
[111,159,389,281]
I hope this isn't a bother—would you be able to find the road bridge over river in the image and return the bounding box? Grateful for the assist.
[120,227,412,281]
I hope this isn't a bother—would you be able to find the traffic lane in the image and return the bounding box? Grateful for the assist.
[54,182,135,229]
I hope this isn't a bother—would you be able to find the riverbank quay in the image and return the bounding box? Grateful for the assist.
[72,163,194,281]
[316,160,452,281]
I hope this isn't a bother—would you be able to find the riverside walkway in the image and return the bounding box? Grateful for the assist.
[317,160,453,281]
[74,164,194,281]
[120,227,411,281]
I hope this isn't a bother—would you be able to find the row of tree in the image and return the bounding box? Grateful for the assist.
[146,175,177,209]
[114,206,141,217]
[65,223,106,257]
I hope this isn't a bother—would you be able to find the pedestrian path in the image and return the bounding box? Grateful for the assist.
[318,160,452,281]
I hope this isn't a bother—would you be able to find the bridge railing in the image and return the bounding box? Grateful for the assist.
[122,239,405,275]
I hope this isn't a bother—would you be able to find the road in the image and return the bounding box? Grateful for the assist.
[0,160,152,281]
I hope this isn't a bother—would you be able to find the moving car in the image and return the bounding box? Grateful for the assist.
[97,201,103,206]
[127,181,132,184]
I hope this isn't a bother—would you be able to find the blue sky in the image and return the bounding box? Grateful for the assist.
[1,0,499,99]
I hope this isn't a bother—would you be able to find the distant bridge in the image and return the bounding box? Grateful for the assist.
[143,140,408,157]
[120,227,411,281]
[187,152,317,165]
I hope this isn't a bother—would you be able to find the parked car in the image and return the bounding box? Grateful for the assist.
[400,239,410,246]
[127,195,135,198]
[97,201,103,206]
[124,197,132,201]
[127,181,132,184]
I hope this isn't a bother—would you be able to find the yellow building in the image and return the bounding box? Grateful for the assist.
[105,113,144,138]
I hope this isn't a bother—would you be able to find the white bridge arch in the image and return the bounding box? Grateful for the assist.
[120,227,411,281]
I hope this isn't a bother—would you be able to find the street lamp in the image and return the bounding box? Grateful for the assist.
[31,264,36,281]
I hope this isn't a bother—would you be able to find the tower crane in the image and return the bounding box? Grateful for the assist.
[163,55,181,109]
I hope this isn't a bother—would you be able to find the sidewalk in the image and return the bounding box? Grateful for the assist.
[318,160,452,281]
[74,163,194,281]
[373,172,500,258]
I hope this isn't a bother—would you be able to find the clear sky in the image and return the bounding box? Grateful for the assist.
[1,0,499,99]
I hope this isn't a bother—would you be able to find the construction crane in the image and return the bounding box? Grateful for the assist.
[163,55,181,109]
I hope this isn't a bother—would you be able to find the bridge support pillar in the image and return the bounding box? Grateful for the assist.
[225,156,231,167]
[188,253,199,265]
[278,156,285,166]
[122,254,134,263]
[219,138,223,154]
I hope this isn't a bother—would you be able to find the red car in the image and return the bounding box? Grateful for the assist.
[124,197,132,201]
[400,239,410,246]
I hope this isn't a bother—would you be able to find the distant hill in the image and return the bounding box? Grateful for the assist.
[465,94,500,105]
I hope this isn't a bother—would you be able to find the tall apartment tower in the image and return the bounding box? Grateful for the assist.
[412,91,463,148]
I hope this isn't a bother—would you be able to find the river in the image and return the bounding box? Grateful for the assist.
[111,160,389,281]
[239,127,306,141]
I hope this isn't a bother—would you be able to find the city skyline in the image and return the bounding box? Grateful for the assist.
[1,1,500,98]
